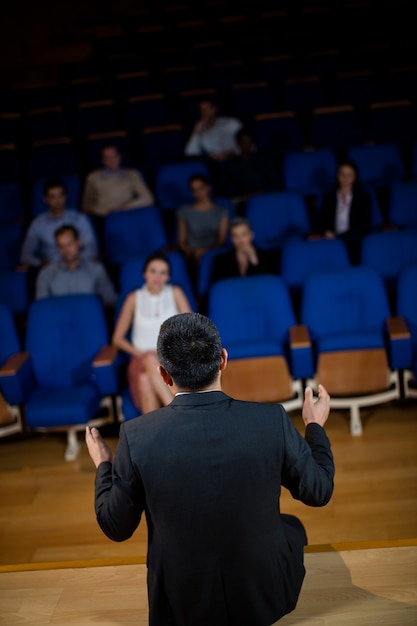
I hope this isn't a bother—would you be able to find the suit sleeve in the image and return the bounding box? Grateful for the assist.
[281,413,335,507]
[94,424,145,541]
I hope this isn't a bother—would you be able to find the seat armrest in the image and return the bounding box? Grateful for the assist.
[0,351,35,404]
[386,316,411,340]
[289,324,311,348]
[0,352,30,375]
[385,316,412,369]
[93,345,118,367]
[92,345,120,394]
[289,325,314,379]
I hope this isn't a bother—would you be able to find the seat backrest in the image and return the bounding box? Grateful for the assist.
[155,160,210,210]
[361,230,417,281]
[368,100,417,144]
[301,266,390,338]
[0,302,20,364]
[0,182,25,225]
[280,238,350,290]
[25,294,108,388]
[388,181,417,230]
[246,191,310,250]
[118,251,197,311]
[282,148,338,196]
[30,174,81,216]
[140,124,185,170]
[310,105,363,149]
[103,205,168,264]
[347,143,406,188]
[253,111,305,158]
[0,223,25,270]
[208,274,296,346]
[397,263,417,328]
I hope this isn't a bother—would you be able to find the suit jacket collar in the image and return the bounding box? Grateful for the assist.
[170,390,229,407]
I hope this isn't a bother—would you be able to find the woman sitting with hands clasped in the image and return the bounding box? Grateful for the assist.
[112,253,191,414]
[177,174,229,280]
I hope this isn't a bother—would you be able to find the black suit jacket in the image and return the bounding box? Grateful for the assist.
[94,391,334,626]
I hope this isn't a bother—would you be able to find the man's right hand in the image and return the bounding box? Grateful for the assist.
[302,385,330,428]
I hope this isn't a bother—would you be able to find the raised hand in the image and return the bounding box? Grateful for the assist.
[302,384,330,428]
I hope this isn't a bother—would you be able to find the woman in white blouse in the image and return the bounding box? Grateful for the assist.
[112,253,191,413]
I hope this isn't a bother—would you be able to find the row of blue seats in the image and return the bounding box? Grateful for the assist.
[2,141,417,226]
[2,94,417,182]
[1,262,416,456]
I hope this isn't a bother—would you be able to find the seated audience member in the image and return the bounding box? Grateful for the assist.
[20,177,98,271]
[184,98,242,162]
[211,217,277,284]
[82,144,155,247]
[82,144,154,217]
[219,128,279,213]
[36,225,117,308]
[112,253,192,414]
[177,174,229,281]
[317,159,372,264]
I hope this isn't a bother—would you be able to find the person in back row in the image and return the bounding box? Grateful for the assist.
[35,224,117,308]
[184,98,243,162]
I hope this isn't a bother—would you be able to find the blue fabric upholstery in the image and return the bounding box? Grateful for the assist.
[155,160,210,210]
[103,205,168,265]
[282,149,338,196]
[388,181,417,230]
[245,191,310,250]
[302,267,390,341]
[347,143,406,188]
[361,230,417,295]
[397,263,417,378]
[208,275,311,378]
[0,303,34,404]
[301,266,410,370]
[280,238,350,291]
[22,294,115,428]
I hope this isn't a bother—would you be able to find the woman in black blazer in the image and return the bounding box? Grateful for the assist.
[319,159,372,264]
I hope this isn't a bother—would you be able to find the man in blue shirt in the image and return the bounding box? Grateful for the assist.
[20,177,98,268]
[36,224,117,308]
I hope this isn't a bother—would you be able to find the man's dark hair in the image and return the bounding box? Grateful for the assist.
[157,313,223,390]
[54,224,80,240]
[43,177,67,196]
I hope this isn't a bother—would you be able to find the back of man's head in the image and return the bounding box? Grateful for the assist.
[157,313,222,390]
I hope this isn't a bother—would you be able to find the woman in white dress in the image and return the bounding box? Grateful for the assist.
[112,253,192,413]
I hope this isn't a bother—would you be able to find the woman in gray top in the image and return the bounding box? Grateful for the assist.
[177,174,229,283]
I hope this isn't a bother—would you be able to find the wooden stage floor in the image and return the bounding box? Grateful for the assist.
[1,543,416,624]
[0,398,416,623]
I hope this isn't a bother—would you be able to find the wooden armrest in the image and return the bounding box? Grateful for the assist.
[0,352,29,375]
[289,325,311,348]
[386,316,411,340]
[93,345,118,367]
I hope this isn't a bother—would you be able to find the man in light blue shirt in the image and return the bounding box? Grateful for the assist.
[21,177,98,268]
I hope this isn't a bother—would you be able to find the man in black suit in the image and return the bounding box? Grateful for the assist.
[86,312,334,626]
